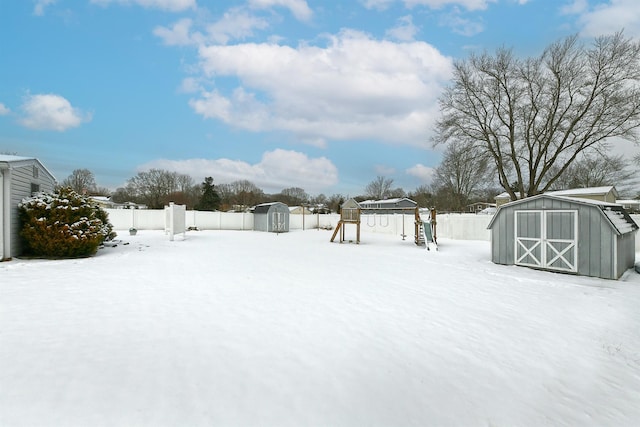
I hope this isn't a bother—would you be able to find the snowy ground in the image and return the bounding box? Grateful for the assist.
[1,229,639,427]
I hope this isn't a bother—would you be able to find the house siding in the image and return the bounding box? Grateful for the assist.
[616,233,636,278]
[6,162,55,258]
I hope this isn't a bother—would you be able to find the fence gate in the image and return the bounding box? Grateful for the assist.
[515,210,577,272]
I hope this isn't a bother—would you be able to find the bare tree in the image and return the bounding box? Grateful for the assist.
[124,169,196,209]
[278,187,309,206]
[218,180,265,209]
[61,169,97,194]
[409,184,433,208]
[93,187,112,197]
[550,153,637,192]
[327,194,345,214]
[432,140,495,210]
[435,31,640,202]
[365,176,394,199]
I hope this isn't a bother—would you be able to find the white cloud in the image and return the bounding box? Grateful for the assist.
[386,15,419,41]
[406,163,435,183]
[153,18,199,46]
[375,165,396,175]
[439,7,485,36]
[139,149,339,193]
[205,8,270,44]
[90,0,196,12]
[572,0,640,38]
[248,0,313,21]
[178,77,203,93]
[360,0,395,10]
[34,0,56,16]
[560,0,588,15]
[362,0,494,10]
[0,103,10,115]
[20,94,91,131]
[190,29,452,148]
[154,9,270,46]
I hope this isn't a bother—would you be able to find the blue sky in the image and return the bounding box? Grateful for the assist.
[1,0,639,196]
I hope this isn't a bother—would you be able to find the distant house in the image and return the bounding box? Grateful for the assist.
[359,198,417,213]
[90,196,117,209]
[90,197,146,210]
[0,155,56,260]
[289,206,312,215]
[616,199,640,214]
[495,186,619,207]
[466,202,496,213]
[495,192,518,207]
[310,204,331,214]
[547,186,619,204]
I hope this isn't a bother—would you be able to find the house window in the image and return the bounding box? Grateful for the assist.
[33,166,39,179]
[31,183,40,194]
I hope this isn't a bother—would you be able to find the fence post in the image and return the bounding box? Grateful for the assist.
[169,202,175,241]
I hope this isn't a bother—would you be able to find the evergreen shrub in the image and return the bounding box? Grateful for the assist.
[18,187,116,258]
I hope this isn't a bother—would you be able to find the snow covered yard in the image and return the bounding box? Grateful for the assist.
[1,230,639,427]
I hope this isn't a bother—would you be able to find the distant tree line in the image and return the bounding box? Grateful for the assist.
[60,142,639,215]
[60,168,348,212]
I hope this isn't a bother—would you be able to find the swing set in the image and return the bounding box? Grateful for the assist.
[330,198,437,249]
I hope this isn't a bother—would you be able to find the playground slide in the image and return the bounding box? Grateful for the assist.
[422,220,437,251]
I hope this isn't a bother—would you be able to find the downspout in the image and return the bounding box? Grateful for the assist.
[0,163,9,260]
[0,168,4,260]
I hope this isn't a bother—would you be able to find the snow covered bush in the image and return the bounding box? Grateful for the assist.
[18,187,116,258]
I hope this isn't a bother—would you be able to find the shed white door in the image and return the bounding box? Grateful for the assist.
[272,212,285,232]
[515,210,578,272]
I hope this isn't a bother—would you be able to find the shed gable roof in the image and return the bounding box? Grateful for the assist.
[487,194,638,235]
[253,202,288,214]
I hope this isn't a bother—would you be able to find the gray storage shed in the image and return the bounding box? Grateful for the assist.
[487,194,638,279]
[1,155,57,260]
[253,202,289,233]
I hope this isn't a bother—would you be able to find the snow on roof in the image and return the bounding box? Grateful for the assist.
[488,193,630,230]
[360,198,416,204]
[253,201,288,214]
[0,154,36,162]
[549,194,620,207]
[603,207,637,234]
[255,202,281,207]
[547,186,617,197]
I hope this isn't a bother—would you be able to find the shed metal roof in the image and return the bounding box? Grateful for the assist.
[253,202,288,214]
[487,193,638,235]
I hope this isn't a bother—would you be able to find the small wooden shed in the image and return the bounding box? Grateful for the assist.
[0,155,56,260]
[487,194,638,279]
[253,202,289,233]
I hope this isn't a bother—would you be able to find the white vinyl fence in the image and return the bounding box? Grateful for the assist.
[105,209,640,249]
